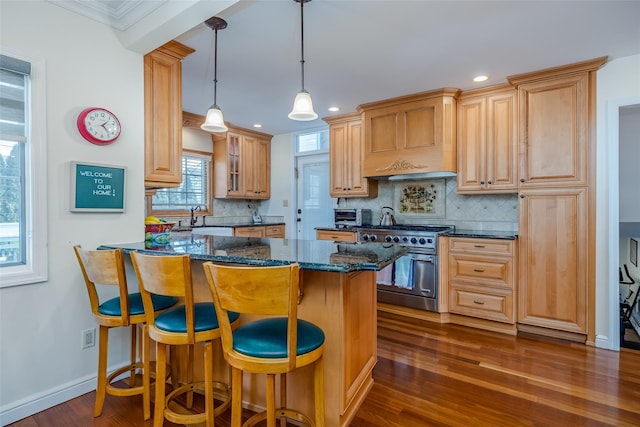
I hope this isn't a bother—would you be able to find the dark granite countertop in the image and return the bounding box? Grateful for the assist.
[447,230,518,240]
[191,222,285,229]
[230,222,285,228]
[314,226,518,240]
[99,234,406,273]
[315,227,357,232]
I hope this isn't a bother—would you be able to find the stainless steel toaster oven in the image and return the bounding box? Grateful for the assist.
[334,208,372,228]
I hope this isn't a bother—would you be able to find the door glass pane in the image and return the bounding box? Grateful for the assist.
[296,155,332,241]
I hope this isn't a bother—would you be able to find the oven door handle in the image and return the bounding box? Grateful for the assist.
[410,254,435,263]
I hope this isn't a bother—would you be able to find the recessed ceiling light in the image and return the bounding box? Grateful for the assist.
[253,124,262,128]
[473,75,489,82]
[328,107,340,112]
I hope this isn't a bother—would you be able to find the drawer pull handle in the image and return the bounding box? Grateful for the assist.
[474,269,485,273]
[474,245,485,248]
[473,300,485,305]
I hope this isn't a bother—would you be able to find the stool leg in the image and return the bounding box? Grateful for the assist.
[129,324,137,388]
[94,325,109,417]
[231,367,243,427]
[153,342,167,427]
[314,357,325,427]
[142,325,151,420]
[266,374,276,427]
[204,341,215,427]
[186,344,194,409]
[279,373,287,427]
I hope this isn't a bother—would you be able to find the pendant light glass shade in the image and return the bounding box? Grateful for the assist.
[288,90,317,121]
[201,17,228,133]
[289,0,317,122]
[201,105,228,132]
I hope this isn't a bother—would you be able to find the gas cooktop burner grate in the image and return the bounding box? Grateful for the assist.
[356,225,454,233]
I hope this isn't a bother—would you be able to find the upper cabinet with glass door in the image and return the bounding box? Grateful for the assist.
[213,124,272,199]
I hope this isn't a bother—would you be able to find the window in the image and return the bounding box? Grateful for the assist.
[149,150,212,216]
[295,129,329,153]
[0,52,47,287]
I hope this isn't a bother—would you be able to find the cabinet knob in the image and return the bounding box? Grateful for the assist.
[520,194,525,198]
[480,181,485,185]
[488,180,492,184]
[520,178,525,183]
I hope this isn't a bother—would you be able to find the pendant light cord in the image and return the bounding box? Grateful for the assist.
[213,26,219,107]
[299,0,305,92]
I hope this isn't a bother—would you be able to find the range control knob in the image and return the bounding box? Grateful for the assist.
[402,236,409,243]
[393,236,400,243]
[385,235,393,242]
[369,235,377,242]
[410,237,418,244]
[418,238,426,245]
[362,234,370,241]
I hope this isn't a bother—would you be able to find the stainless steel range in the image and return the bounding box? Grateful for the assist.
[357,225,454,311]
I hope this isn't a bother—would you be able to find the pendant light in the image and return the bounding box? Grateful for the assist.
[288,0,318,121]
[201,16,229,133]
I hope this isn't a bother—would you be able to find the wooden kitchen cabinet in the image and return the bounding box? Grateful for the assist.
[242,135,270,198]
[213,124,272,199]
[144,40,194,188]
[316,229,358,242]
[358,88,459,178]
[506,57,606,343]
[507,57,606,188]
[325,113,377,198]
[264,224,285,238]
[233,226,265,238]
[448,237,516,324]
[457,85,518,193]
[233,224,284,238]
[517,188,588,338]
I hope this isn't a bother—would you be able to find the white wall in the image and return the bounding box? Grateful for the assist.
[261,133,296,238]
[595,54,640,349]
[0,2,148,422]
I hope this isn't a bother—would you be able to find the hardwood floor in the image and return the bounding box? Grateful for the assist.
[8,313,640,426]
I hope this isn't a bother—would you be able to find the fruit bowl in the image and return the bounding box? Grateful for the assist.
[144,222,176,234]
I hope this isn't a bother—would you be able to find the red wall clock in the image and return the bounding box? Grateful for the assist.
[76,107,121,145]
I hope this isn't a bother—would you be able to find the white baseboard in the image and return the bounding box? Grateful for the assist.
[0,361,130,426]
[595,334,613,350]
[0,373,96,426]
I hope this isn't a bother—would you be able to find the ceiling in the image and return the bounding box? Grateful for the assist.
[49,0,640,136]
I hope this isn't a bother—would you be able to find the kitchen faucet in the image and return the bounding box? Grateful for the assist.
[190,205,202,227]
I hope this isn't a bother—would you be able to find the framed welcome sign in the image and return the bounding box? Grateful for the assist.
[70,161,126,212]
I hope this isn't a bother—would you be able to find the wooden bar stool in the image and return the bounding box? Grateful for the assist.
[73,245,178,419]
[203,262,325,427]
[131,252,239,427]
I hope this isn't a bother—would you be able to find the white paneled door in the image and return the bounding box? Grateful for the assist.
[295,154,333,240]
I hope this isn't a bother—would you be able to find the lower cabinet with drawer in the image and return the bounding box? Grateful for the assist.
[233,224,285,238]
[448,237,517,324]
[316,229,358,242]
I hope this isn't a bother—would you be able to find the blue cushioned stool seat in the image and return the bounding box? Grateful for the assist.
[155,302,239,333]
[98,293,178,316]
[233,318,325,358]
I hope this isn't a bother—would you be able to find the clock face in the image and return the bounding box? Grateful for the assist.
[77,108,121,145]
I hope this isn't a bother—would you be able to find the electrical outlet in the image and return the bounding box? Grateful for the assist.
[81,328,96,349]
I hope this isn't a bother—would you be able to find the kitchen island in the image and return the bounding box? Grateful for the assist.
[100,235,406,427]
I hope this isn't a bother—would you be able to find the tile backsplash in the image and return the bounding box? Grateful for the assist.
[340,177,519,232]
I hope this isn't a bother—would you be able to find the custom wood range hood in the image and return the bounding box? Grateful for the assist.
[358,88,460,180]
